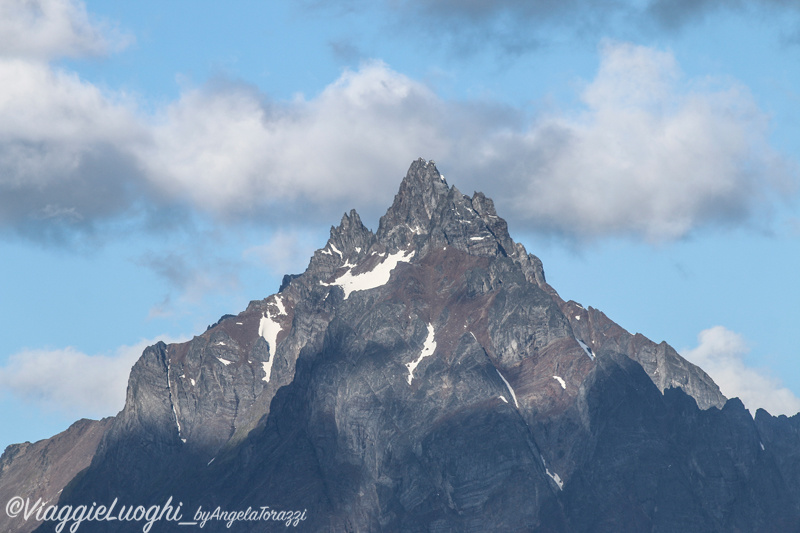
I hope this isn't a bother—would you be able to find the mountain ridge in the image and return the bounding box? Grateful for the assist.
[2,158,798,532]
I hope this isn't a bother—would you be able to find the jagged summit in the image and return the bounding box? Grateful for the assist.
[298,159,548,299]
[303,209,376,285]
[376,158,517,256]
[377,157,449,243]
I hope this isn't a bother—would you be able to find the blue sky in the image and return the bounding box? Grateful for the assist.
[1,0,799,451]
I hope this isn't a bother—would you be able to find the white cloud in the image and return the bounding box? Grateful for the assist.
[0,0,142,240]
[682,326,800,416]
[0,0,126,61]
[0,9,794,245]
[488,41,795,241]
[0,335,186,418]
[0,58,145,236]
[109,45,800,241]
[0,59,142,170]
[137,62,453,218]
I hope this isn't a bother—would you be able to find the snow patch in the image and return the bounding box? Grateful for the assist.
[499,395,508,404]
[181,438,186,443]
[575,315,581,321]
[496,369,519,408]
[272,294,286,316]
[541,455,564,490]
[553,376,566,389]
[329,243,342,257]
[577,339,595,360]
[190,378,196,386]
[217,357,232,366]
[216,341,226,346]
[259,315,281,382]
[322,249,414,299]
[257,294,289,383]
[236,322,243,325]
[354,247,361,253]
[171,403,182,437]
[470,235,487,241]
[261,361,273,384]
[761,442,765,451]
[207,458,215,466]
[406,323,436,384]
[546,469,564,490]
[167,361,182,438]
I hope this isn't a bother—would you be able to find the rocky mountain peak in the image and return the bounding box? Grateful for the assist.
[301,158,532,291]
[328,208,375,255]
[370,159,547,286]
[376,158,449,247]
[301,208,377,285]
[8,159,799,533]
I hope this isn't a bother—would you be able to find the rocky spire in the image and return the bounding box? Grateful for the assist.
[377,158,547,284]
[376,158,449,248]
[302,208,377,286]
[328,209,375,256]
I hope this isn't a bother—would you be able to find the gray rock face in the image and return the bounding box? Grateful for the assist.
[561,300,726,409]
[3,159,799,532]
[377,159,546,286]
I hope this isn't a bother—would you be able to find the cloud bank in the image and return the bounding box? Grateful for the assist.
[682,326,800,416]
[0,0,125,60]
[311,0,800,53]
[645,0,800,31]
[0,0,795,244]
[490,42,794,241]
[0,58,146,240]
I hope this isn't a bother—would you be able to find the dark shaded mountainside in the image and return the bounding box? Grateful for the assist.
[3,159,800,532]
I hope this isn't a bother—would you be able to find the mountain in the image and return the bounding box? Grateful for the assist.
[3,159,800,532]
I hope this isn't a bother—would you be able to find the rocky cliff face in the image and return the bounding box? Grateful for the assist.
[3,159,799,532]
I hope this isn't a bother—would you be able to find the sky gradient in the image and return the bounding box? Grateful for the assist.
[1,0,799,451]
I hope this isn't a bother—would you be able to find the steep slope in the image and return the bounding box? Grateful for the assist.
[0,418,112,533]
[3,159,799,532]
